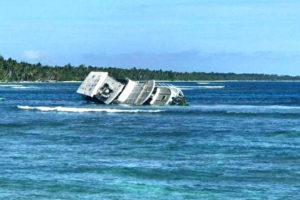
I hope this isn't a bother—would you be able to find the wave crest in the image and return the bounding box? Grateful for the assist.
[0,84,37,89]
[178,86,224,90]
[17,106,164,113]
[190,105,300,114]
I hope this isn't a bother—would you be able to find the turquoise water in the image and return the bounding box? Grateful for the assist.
[0,82,299,199]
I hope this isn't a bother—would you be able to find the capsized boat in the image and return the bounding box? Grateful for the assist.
[77,72,187,106]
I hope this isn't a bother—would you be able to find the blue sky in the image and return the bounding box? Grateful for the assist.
[0,0,299,75]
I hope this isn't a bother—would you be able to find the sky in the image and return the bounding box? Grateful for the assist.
[0,0,299,75]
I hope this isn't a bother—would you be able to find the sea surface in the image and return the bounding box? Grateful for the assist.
[0,81,299,200]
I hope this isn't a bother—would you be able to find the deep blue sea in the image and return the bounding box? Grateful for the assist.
[0,81,299,199]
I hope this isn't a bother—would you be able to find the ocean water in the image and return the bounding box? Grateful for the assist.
[0,81,299,200]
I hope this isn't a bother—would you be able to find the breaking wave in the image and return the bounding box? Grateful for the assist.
[189,104,300,114]
[0,84,37,89]
[197,82,211,85]
[17,106,164,113]
[178,85,225,90]
[11,86,35,89]
[16,104,300,115]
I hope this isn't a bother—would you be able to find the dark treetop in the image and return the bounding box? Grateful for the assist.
[0,56,299,81]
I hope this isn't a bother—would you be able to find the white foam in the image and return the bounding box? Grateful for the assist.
[197,82,211,85]
[178,85,225,90]
[0,84,23,87]
[18,106,164,113]
[198,86,224,88]
[191,104,300,114]
[11,86,34,89]
[0,84,37,89]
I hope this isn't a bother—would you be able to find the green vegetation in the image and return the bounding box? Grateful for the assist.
[0,56,300,82]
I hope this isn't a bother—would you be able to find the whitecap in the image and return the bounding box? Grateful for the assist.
[0,84,37,89]
[191,104,300,114]
[197,82,211,85]
[178,85,225,90]
[0,84,23,87]
[11,86,36,89]
[17,106,164,113]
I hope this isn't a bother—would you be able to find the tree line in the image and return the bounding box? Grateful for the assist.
[0,56,299,82]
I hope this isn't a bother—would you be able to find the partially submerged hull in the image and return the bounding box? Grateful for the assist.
[77,72,187,106]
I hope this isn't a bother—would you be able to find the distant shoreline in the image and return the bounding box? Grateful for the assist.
[1,57,300,82]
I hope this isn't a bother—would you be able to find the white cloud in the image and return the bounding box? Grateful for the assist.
[23,50,42,60]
